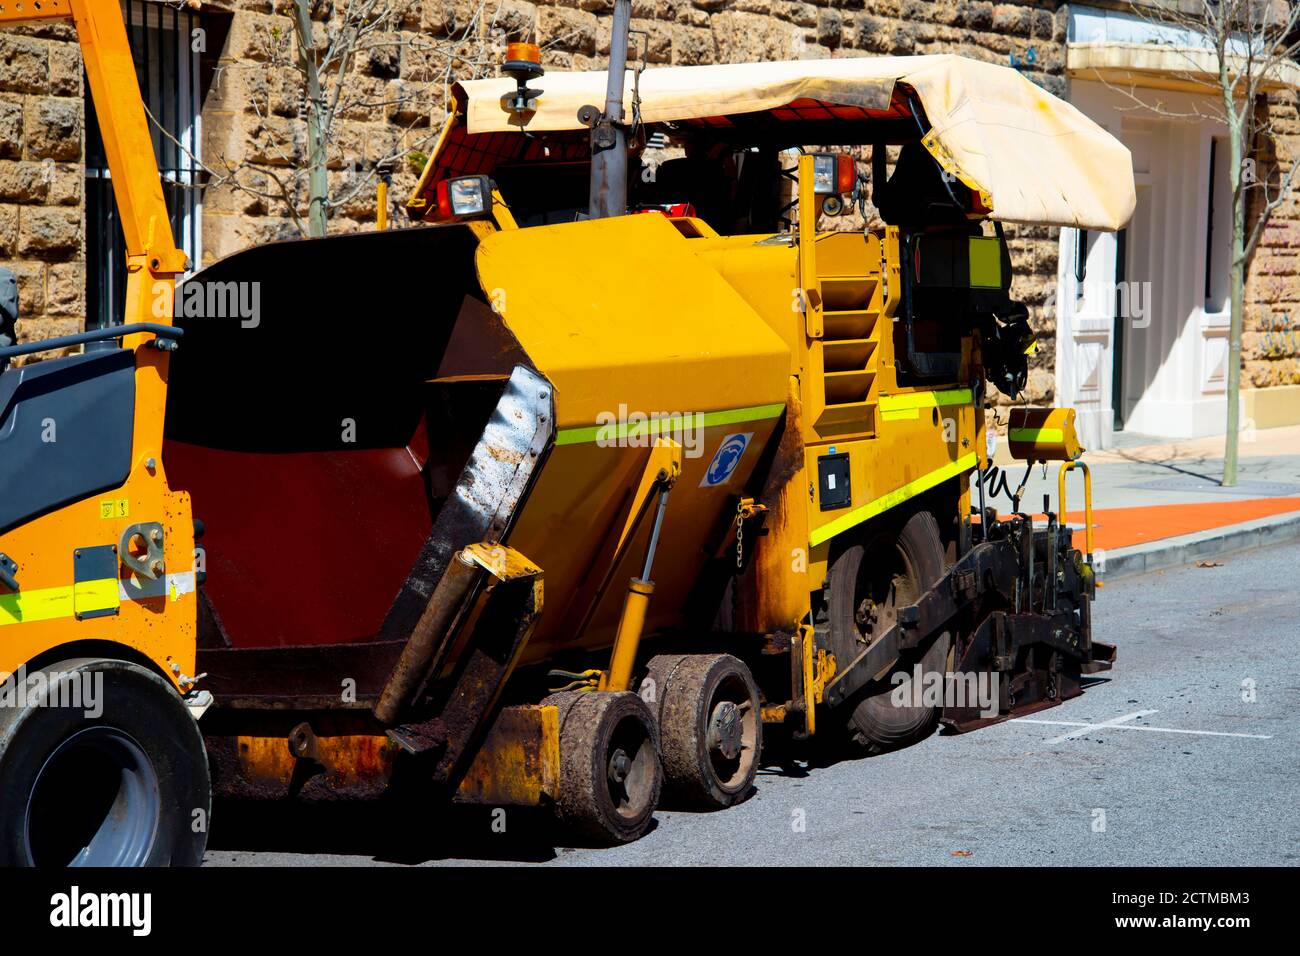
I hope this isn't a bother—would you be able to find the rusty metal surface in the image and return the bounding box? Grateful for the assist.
[208,704,559,807]
[461,542,543,580]
[942,611,1088,731]
[393,569,545,788]
[208,731,396,802]
[373,365,554,729]
[821,514,1108,731]
[374,552,481,724]
[197,640,406,708]
[453,704,559,806]
[822,537,1025,708]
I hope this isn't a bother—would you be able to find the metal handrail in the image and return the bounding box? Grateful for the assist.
[1057,460,1094,562]
[0,323,182,362]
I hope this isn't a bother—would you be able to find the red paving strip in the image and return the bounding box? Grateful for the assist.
[1055,497,1300,552]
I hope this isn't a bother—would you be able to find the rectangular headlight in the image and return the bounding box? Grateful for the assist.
[449,177,487,216]
[812,154,836,195]
[812,153,856,195]
[435,175,492,219]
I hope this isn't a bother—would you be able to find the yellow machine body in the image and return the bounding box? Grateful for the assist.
[0,467,198,687]
[0,0,194,691]
[471,185,984,660]
[475,212,792,660]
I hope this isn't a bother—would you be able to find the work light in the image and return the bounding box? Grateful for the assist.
[811,153,856,196]
[435,175,492,219]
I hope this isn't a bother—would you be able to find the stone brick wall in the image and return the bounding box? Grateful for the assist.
[0,0,1070,402]
[197,0,538,260]
[0,20,85,358]
[1244,91,1300,389]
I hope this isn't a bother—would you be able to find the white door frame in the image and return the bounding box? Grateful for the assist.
[1059,79,1229,445]
[1055,212,1118,452]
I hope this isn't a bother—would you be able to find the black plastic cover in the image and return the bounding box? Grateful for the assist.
[818,452,852,511]
[0,349,136,534]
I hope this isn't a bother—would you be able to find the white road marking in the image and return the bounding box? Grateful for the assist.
[1012,709,1274,742]
[1037,708,1158,744]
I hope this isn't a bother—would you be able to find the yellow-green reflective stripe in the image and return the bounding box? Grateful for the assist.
[555,403,786,446]
[1009,427,1064,444]
[810,452,978,547]
[878,389,972,423]
[0,578,119,627]
[74,578,121,615]
[968,237,1003,288]
[877,389,972,413]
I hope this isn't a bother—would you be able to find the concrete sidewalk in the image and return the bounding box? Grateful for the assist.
[984,425,1300,579]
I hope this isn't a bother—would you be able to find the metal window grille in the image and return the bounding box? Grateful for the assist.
[86,0,203,329]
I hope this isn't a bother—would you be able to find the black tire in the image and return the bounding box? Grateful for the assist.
[827,510,951,754]
[0,658,211,867]
[541,691,661,844]
[643,653,761,810]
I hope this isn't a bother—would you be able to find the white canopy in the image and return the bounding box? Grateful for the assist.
[455,55,1137,231]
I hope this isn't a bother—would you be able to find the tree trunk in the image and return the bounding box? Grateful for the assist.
[293,0,328,238]
[1223,110,1250,488]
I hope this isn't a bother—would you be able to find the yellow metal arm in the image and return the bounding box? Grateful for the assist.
[2,0,186,476]
[613,437,683,559]
[552,438,681,693]
[600,439,682,692]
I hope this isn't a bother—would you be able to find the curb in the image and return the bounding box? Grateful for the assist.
[1096,510,1300,581]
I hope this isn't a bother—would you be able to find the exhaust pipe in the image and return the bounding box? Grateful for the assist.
[587,0,631,219]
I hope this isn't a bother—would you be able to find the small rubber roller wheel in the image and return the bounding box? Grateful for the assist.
[643,653,761,810]
[541,691,661,845]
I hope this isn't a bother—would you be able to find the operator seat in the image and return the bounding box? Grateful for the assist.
[873,140,970,228]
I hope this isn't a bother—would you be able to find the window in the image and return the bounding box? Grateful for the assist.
[86,0,205,329]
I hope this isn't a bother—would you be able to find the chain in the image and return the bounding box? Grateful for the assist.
[734,498,767,569]
[736,501,744,569]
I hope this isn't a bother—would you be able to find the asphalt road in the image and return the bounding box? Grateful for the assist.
[204,540,1299,867]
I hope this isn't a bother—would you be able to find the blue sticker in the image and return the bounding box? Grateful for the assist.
[701,432,752,487]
